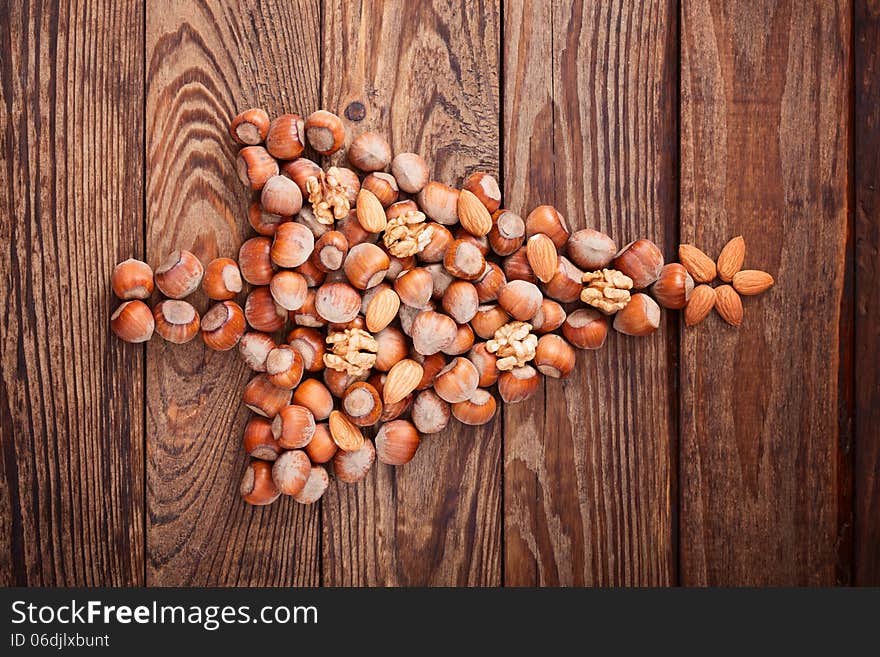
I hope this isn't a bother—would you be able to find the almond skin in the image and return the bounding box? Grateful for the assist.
[732,269,774,295]
[365,287,400,332]
[356,188,388,233]
[684,284,716,326]
[526,233,558,283]
[457,189,493,237]
[383,358,424,405]
[678,244,717,283]
[714,284,743,327]
[329,410,365,452]
[716,236,745,282]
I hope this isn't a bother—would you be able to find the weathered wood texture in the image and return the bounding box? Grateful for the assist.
[502,0,678,586]
[320,0,502,586]
[0,0,145,585]
[679,0,852,585]
[855,0,880,586]
[145,0,321,585]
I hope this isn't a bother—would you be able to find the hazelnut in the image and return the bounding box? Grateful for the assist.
[534,334,576,378]
[411,389,451,434]
[343,243,390,290]
[567,229,617,270]
[612,239,664,289]
[454,227,490,256]
[243,416,282,461]
[304,110,345,155]
[470,304,510,339]
[468,343,499,387]
[324,367,367,398]
[281,158,323,196]
[243,374,292,418]
[530,299,566,334]
[305,424,337,464]
[463,171,501,213]
[237,146,278,191]
[451,388,497,425]
[394,267,434,309]
[417,181,459,225]
[375,420,420,466]
[245,287,287,332]
[442,279,479,324]
[418,223,454,263]
[288,327,326,372]
[110,300,155,343]
[373,326,409,371]
[193,292,237,341]
[111,259,154,300]
[503,246,537,284]
[543,256,584,303]
[562,308,609,349]
[273,404,316,449]
[292,464,330,504]
[488,209,525,256]
[348,131,392,171]
[444,239,486,280]
[612,292,661,336]
[391,152,429,193]
[261,174,303,217]
[293,378,334,421]
[651,263,694,309]
[313,231,349,272]
[203,257,243,300]
[433,357,479,403]
[293,259,327,289]
[241,460,280,506]
[337,210,377,248]
[266,113,305,160]
[425,263,454,300]
[238,331,276,370]
[442,323,475,356]
[154,250,204,299]
[248,200,290,236]
[238,237,274,285]
[271,221,315,269]
[333,167,362,205]
[272,449,311,496]
[525,205,570,248]
[342,381,383,426]
[413,352,447,389]
[266,346,305,389]
[411,310,457,355]
[362,172,399,207]
[473,261,507,303]
[153,300,200,344]
[230,108,270,145]
[269,271,308,312]
[314,281,362,324]
[497,365,540,404]
[497,280,542,321]
[332,439,375,483]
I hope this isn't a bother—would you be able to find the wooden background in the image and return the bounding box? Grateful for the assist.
[1,0,876,586]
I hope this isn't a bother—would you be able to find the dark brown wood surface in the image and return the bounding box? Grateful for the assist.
[1,0,876,586]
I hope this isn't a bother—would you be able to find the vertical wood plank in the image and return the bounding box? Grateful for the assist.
[679,0,851,585]
[145,0,321,585]
[503,0,678,585]
[320,0,502,586]
[855,0,880,585]
[0,0,145,585]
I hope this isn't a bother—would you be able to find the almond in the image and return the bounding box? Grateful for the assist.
[329,410,365,452]
[365,287,400,332]
[383,358,424,404]
[716,236,745,282]
[356,188,388,233]
[678,244,717,283]
[457,189,493,237]
[526,233,558,283]
[684,284,716,326]
[714,285,743,326]
[732,269,774,295]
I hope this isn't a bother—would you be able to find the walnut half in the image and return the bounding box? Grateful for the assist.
[486,321,538,371]
[306,166,350,225]
[383,210,433,257]
[581,268,633,314]
[323,328,378,376]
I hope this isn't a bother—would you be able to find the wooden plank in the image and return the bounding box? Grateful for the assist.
[0,0,145,585]
[145,0,321,585]
[320,0,502,586]
[502,0,678,585]
[679,0,851,585]
[855,0,880,585]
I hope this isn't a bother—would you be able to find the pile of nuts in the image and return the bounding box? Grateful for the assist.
[109,106,775,508]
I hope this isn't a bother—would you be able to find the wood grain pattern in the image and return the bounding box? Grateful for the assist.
[0,0,145,585]
[320,0,502,586]
[503,0,678,585]
[855,0,880,586]
[145,0,321,585]
[679,0,851,585]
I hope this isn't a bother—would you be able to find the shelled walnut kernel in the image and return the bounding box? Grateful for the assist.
[486,321,538,371]
[580,269,633,314]
[323,327,378,376]
[383,210,433,257]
